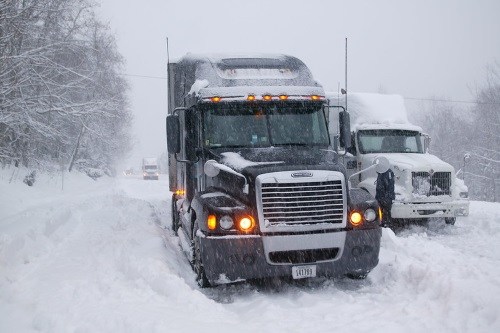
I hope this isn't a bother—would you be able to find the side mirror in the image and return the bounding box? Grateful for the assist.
[339,111,351,149]
[422,133,431,152]
[166,115,180,154]
[204,160,220,177]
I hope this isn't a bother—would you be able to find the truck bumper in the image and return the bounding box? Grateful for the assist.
[199,228,381,285]
[391,200,469,218]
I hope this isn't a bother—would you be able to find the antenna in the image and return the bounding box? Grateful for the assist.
[166,37,170,65]
[345,37,347,111]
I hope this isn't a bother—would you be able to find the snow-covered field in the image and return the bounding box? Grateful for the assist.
[1,171,499,333]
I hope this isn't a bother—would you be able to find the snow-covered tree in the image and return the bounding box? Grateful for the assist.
[0,0,132,176]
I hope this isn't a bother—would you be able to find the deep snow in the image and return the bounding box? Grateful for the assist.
[1,171,499,332]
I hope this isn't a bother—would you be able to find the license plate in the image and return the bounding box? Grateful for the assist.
[292,265,317,279]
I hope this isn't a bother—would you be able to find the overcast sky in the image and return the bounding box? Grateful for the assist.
[98,0,500,169]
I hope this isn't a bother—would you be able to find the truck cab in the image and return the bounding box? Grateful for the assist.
[166,54,382,287]
[328,93,469,225]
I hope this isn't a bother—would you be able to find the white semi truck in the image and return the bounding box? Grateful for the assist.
[142,157,159,180]
[328,92,469,226]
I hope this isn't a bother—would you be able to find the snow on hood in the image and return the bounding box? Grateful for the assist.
[368,153,454,172]
[220,152,283,172]
[188,79,209,96]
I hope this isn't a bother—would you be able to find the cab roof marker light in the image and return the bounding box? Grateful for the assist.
[310,95,322,101]
[210,96,221,103]
[247,95,256,101]
[279,95,288,100]
[263,94,272,101]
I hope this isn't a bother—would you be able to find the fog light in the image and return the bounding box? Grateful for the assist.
[219,215,234,230]
[364,208,376,222]
[350,212,363,226]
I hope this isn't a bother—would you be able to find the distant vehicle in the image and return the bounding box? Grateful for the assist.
[166,53,381,287]
[142,158,159,180]
[123,168,134,176]
[327,92,469,226]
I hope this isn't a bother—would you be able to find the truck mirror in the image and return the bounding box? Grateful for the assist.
[422,133,431,152]
[204,160,221,177]
[339,111,351,149]
[166,115,180,154]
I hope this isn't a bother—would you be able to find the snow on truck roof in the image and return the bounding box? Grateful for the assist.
[173,53,324,102]
[327,92,422,132]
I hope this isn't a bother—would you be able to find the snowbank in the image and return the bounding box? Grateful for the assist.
[1,169,499,332]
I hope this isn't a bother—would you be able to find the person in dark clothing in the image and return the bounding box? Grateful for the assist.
[375,161,395,226]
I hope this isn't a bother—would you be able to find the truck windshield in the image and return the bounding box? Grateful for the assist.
[203,103,329,148]
[357,129,423,154]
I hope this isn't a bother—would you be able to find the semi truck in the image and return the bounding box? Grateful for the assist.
[166,54,382,287]
[142,157,159,180]
[327,92,469,226]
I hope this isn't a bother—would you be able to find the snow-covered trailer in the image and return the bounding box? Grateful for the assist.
[166,54,382,287]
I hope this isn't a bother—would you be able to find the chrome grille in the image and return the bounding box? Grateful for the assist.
[412,172,451,196]
[261,180,344,225]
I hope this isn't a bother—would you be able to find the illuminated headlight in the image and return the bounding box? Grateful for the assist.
[459,192,468,198]
[350,211,363,226]
[219,215,234,230]
[364,208,377,222]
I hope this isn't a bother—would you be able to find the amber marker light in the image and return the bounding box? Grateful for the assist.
[207,214,217,230]
[378,207,383,222]
[350,211,363,227]
[238,216,255,232]
[263,94,272,101]
[175,189,185,196]
[210,96,221,103]
[247,95,256,101]
[278,95,288,101]
[310,95,321,101]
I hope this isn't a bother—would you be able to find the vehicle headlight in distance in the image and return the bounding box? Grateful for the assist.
[364,208,377,222]
[219,215,234,230]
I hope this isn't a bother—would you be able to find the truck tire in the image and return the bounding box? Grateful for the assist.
[445,217,456,225]
[193,224,211,288]
[346,272,368,280]
[171,195,179,236]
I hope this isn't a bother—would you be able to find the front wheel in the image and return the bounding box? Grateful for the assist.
[445,217,456,225]
[193,225,211,288]
[346,272,369,280]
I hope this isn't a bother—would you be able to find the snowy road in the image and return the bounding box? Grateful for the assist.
[1,173,499,332]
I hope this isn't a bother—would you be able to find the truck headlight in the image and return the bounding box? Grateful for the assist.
[238,215,255,232]
[219,215,234,230]
[364,208,377,222]
[350,211,363,226]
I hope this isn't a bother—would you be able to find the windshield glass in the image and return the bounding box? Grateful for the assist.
[144,165,157,170]
[203,103,329,148]
[357,129,423,154]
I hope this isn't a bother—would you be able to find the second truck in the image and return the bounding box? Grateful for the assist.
[166,54,382,287]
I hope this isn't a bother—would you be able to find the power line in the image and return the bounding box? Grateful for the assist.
[116,72,500,105]
[404,96,500,105]
[118,73,167,80]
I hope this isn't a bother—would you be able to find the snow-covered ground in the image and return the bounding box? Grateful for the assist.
[1,171,499,333]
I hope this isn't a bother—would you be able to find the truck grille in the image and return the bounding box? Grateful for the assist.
[412,172,451,196]
[260,180,344,225]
